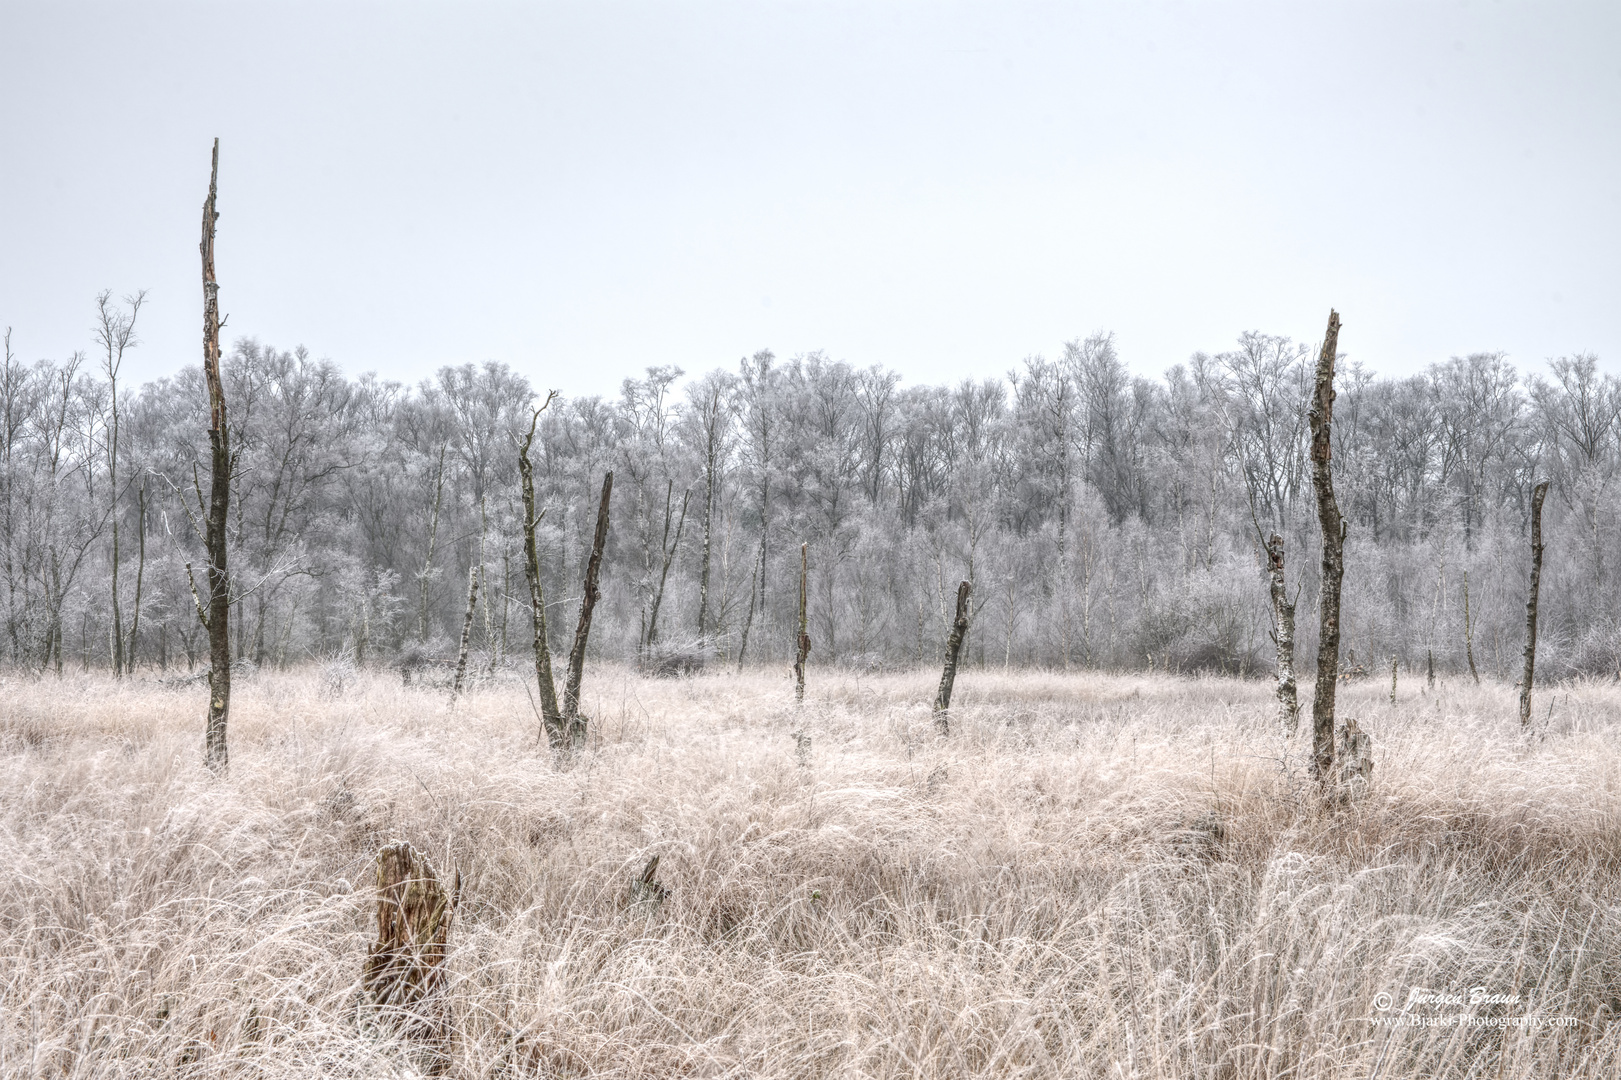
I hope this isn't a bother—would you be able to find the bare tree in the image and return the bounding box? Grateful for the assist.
[516,396,563,740]
[794,542,809,704]
[450,561,478,698]
[93,289,146,676]
[1265,532,1298,732]
[1463,569,1480,684]
[561,471,612,746]
[1519,479,1550,728]
[933,580,971,735]
[1307,310,1345,786]
[195,139,233,771]
[640,479,689,656]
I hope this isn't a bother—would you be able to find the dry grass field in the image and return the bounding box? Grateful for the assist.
[4,664,1621,1078]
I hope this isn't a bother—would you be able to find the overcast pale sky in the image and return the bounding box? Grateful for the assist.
[2,1,1617,397]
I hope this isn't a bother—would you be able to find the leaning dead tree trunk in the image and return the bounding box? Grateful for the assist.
[197,139,232,772]
[362,842,460,1075]
[933,580,972,735]
[451,562,479,697]
[641,480,689,656]
[561,471,612,747]
[1266,533,1298,733]
[1307,309,1346,786]
[794,542,810,705]
[1519,479,1550,729]
[516,398,563,741]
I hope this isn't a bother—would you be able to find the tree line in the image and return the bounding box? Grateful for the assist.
[2,309,1617,684]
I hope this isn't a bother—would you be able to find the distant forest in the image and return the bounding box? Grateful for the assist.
[5,301,1618,681]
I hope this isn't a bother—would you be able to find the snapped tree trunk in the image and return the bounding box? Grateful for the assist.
[1266,532,1298,733]
[933,580,971,735]
[516,401,563,741]
[1307,309,1345,786]
[794,542,809,705]
[1519,479,1550,729]
[199,139,232,772]
[451,561,478,698]
[361,842,460,1076]
[561,471,612,747]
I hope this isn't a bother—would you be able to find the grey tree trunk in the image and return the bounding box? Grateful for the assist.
[1463,569,1480,684]
[933,580,971,735]
[516,400,563,742]
[1266,532,1298,732]
[794,542,809,705]
[199,139,232,772]
[642,480,689,654]
[1519,479,1550,728]
[1307,309,1345,786]
[451,561,478,698]
[562,471,612,746]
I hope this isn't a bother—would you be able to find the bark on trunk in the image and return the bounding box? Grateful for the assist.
[451,561,478,698]
[1307,309,1345,786]
[642,481,688,654]
[200,139,232,772]
[1463,570,1480,685]
[1519,479,1550,729]
[794,542,809,705]
[516,403,563,741]
[561,471,612,746]
[1266,532,1298,733]
[933,580,971,735]
[362,842,460,1075]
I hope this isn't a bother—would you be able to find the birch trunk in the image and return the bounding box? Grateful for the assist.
[1519,479,1550,728]
[1266,533,1298,732]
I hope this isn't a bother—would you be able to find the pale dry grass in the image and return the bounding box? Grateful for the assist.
[3,665,1621,1078]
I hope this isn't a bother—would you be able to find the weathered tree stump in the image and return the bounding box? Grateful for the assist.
[361,842,460,1074]
[1333,718,1374,800]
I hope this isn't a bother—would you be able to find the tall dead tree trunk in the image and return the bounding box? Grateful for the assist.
[199,139,232,772]
[1307,309,1345,786]
[1519,479,1550,729]
[362,842,460,1076]
[794,542,809,704]
[933,580,971,735]
[516,400,563,741]
[1266,532,1298,732]
[561,471,612,747]
[451,561,478,697]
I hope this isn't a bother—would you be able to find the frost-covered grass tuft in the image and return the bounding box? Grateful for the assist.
[3,667,1621,1077]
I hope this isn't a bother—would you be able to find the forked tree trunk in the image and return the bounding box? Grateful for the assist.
[1519,479,1550,728]
[562,471,612,746]
[199,139,232,772]
[451,562,478,697]
[933,580,971,735]
[362,842,460,1075]
[516,400,563,741]
[794,542,810,704]
[1307,309,1346,786]
[1266,532,1298,732]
